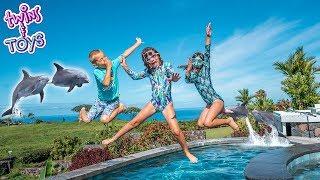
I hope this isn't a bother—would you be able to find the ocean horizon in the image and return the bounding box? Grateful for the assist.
[0,103,205,123]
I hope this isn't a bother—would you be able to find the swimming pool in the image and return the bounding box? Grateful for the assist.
[91,144,278,180]
[288,152,320,179]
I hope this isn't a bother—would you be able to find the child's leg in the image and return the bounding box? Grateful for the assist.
[197,105,210,127]
[100,103,126,124]
[101,102,156,146]
[203,100,239,130]
[79,101,102,123]
[162,102,198,163]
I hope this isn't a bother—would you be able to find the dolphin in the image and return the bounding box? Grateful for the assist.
[225,105,249,119]
[2,70,49,117]
[251,110,286,137]
[51,63,89,92]
[251,110,275,126]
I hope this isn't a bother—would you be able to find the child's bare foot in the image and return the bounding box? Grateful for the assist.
[78,107,86,122]
[118,103,126,113]
[186,152,198,163]
[79,107,91,123]
[101,138,113,147]
[228,117,240,131]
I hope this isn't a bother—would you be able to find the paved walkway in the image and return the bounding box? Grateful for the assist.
[287,136,320,144]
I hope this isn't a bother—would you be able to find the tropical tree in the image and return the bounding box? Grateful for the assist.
[273,47,320,109]
[235,88,254,106]
[247,89,275,112]
[274,99,291,111]
[255,89,266,99]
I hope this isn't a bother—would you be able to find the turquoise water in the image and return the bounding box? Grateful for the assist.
[92,144,276,180]
[293,162,320,179]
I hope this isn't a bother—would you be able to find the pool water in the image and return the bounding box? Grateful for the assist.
[92,144,277,180]
[292,162,320,179]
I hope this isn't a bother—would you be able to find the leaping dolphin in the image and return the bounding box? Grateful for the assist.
[2,70,49,117]
[51,63,89,92]
[225,105,249,119]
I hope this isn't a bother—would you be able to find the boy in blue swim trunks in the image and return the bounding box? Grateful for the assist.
[79,38,142,124]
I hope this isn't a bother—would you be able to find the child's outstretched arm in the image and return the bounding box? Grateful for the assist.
[121,57,147,80]
[204,22,212,77]
[204,22,211,62]
[122,38,143,59]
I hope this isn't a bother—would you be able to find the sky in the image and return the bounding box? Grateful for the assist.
[0,0,319,109]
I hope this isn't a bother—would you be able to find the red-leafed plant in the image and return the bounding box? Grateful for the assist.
[68,147,111,171]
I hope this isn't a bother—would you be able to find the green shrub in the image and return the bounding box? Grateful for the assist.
[138,122,175,148]
[107,135,143,158]
[232,117,272,137]
[51,136,82,160]
[21,148,51,164]
[98,124,120,140]
[179,121,202,131]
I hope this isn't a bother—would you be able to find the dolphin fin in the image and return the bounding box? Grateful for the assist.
[67,85,75,92]
[54,63,64,71]
[2,108,13,117]
[40,90,44,103]
[22,70,31,79]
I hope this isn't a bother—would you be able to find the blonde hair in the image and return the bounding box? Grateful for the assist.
[88,49,103,62]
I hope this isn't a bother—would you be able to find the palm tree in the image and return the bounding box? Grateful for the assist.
[235,88,254,106]
[251,89,274,111]
[273,46,320,109]
[255,89,266,99]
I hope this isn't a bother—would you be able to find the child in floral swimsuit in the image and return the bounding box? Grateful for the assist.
[184,23,239,131]
[102,46,198,163]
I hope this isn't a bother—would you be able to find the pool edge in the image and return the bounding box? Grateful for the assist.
[49,137,247,180]
[244,143,320,180]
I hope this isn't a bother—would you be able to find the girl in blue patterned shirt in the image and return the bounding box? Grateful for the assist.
[184,23,239,131]
[102,47,198,163]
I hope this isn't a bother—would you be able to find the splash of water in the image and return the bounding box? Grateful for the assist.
[245,117,290,147]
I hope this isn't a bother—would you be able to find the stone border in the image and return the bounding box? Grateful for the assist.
[244,143,320,179]
[49,137,247,180]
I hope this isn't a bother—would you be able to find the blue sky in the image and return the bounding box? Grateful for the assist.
[0,0,320,109]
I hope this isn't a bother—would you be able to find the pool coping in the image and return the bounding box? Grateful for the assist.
[244,143,320,180]
[49,137,247,180]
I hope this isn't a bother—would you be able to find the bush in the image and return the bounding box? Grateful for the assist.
[108,135,142,158]
[179,121,203,131]
[51,136,82,160]
[232,117,272,137]
[138,122,176,148]
[68,147,112,171]
[98,125,120,140]
[21,148,51,164]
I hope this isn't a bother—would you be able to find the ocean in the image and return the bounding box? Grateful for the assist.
[0,103,204,123]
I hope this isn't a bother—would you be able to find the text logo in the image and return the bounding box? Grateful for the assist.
[3,3,46,54]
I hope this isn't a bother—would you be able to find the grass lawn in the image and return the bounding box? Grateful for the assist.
[0,120,234,159]
[0,120,127,159]
[205,126,233,139]
[0,119,235,179]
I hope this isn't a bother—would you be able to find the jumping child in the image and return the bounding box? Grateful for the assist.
[79,38,142,124]
[101,47,198,163]
[183,23,239,131]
